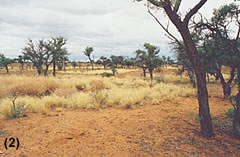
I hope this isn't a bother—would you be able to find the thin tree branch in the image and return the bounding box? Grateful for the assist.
[183,0,207,24]
[147,7,183,47]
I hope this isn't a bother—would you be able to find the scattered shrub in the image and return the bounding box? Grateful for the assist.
[90,80,105,92]
[9,103,29,119]
[68,93,90,109]
[0,97,29,119]
[75,84,86,91]
[225,108,235,118]
[92,90,108,109]
[42,95,67,109]
[101,72,113,77]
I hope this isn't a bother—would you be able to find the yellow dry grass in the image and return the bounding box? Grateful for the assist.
[57,69,138,75]
[0,73,196,119]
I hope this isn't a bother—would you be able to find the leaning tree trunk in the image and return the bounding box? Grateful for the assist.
[233,67,240,138]
[181,27,215,138]
[5,66,9,74]
[218,67,235,99]
[219,74,231,99]
[161,0,214,137]
[88,57,94,70]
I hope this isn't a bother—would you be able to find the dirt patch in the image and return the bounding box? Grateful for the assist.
[0,97,240,156]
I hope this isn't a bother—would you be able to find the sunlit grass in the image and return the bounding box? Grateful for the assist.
[0,72,197,119]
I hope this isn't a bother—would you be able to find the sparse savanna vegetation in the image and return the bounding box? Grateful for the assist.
[1,65,240,156]
[0,71,197,119]
[1,0,240,156]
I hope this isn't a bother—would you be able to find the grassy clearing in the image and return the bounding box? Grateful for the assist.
[0,74,196,119]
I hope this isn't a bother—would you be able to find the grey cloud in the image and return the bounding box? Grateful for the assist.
[0,0,232,61]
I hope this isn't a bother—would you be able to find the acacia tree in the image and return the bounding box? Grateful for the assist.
[22,37,68,76]
[196,3,240,138]
[84,46,94,70]
[0,53,13,74]
[107,56,118,76]
[48,37,68,76]
[135,49,148,78]
[124,58,136,69]
[97,56,110,69]
[110,55,124,68]
[202,38,236,98]
[137,0,215,137]
[191,3,240,99]
[136,43,163,80]
[22,39,49,75]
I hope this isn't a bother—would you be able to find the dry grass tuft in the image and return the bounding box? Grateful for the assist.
[90,80,106,92]
[0,76,59,97]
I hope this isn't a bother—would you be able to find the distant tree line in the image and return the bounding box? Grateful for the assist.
[1,41,172,79]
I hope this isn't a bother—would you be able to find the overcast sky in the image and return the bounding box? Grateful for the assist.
[0,0,233,61]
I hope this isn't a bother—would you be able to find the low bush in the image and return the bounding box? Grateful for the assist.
[225,108,235,118]
[101,72,113,77]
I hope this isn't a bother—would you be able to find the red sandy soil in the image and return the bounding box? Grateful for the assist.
[0,96,240,156]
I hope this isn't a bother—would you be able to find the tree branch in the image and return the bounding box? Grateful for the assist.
[147,8,183,47]
[183,0,207,24]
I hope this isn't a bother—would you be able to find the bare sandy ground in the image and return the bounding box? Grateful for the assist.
[0,97,240,156]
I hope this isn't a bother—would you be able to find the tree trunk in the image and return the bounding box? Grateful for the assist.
[218,67,235,99]
[149,69,153,80]
[207,73,210,83]
[53,61,56,76]
[21,63,24,70]
[5,66,9,74]
[44,65,49,76]
[143,68,147,78]
[63,62,66,71]
[233,67,240,138]
[180,26,214,137]
[88,57,94,70]
[219,73,231,99]
[37,68,42,75]
[91,61,94,70]
[162,1,214,137]
[215,72,220,81]
[187,69,196,88]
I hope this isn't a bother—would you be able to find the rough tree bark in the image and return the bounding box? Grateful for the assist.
[218,67,235,99]
[162,0,215,137]
[233,67,240,138]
